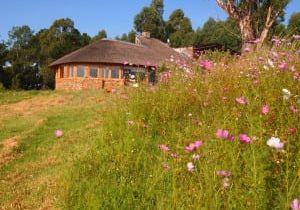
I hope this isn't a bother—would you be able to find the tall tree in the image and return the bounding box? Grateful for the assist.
[6,26,42,89]
[215,0,290,49]
[193,18,242,52]
[36,18,90,88]
[91,30,107,43]
[287,12,300,35]
[166,9,193,47]
[134,0,166,41]
[0,42,8,88]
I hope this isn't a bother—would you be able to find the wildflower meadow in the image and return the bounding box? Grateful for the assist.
[64,40,300,209]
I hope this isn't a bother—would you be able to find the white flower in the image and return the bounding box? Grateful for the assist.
[267,137,284,150]
[267,59,275,68]
[187,162,195,172]
[263,65,269,70]
[192,154,200,160]
[282,88,291,100]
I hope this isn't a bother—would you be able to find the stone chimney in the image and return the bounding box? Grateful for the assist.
[141,31,151,38]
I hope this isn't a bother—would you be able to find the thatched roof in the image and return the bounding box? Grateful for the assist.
[49,36,190,67]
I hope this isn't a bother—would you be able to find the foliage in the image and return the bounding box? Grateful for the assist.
[91,30,107,43]
[288,12,300,35]
[215,0,291,47]
[193,18,242,52]
[2,18,90,90]
[116,30,136,43]
[166,9,194,47]
[134,6,165,41]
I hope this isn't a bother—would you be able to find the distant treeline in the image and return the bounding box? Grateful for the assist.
[0,0,299,90]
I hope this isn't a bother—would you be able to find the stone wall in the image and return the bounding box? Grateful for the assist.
[56,78,125,90]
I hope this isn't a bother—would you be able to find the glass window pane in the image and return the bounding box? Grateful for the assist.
[90,66,98,78]
[77,66,85,77]
[111,67,119,79]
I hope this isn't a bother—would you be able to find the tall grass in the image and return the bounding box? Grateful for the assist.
[66,43,300,209]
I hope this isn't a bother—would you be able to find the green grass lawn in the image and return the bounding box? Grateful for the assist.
[0,90,117,209]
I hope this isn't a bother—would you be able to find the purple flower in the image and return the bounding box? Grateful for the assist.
[239,134,252,144]
[290,198,300,210]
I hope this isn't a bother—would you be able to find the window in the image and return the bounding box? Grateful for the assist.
[90,66,98,78]
[111,67,120,79]
[77,65,85,77]
[59,67,64,78]
[68,66,74,77]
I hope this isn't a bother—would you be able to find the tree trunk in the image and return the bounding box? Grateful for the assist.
[239,15,256,51]
[258,27,270,48]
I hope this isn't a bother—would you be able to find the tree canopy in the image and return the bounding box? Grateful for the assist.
[287,12,300,35]
[215,0,290,48]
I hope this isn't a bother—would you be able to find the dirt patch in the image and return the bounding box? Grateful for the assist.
[0,95,72,122]
[0,137,18,165]
[0,119,45,166]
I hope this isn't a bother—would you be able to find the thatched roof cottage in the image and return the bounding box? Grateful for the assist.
[49,32,190,90]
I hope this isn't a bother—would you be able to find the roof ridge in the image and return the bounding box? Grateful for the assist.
[102,38,145,48]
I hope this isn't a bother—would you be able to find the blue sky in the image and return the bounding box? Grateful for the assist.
[0,0,299,41]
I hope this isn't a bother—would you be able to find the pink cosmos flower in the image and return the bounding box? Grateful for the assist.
[215,129,235,141]
[289,127,297,135]
[290,106,299,113]
[216,170,231,177]
[187,162,195,172]
[54,129,63,138]
[244,47,251,53]
[223,177,231,188]
[278,61,288,71]
[170,153,178,159]
[261,104,269,115]
[271,51,279,58]
[239,134,252,144]
[290,198,300,210]
[199,60,213,71]
[158,144,170,153]
[236,97,248,105]
[185,140,203,152]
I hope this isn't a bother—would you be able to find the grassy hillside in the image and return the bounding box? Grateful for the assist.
[0,43,300,209]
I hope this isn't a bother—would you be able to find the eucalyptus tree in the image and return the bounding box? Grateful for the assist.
[215,0,290,49]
